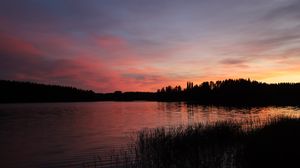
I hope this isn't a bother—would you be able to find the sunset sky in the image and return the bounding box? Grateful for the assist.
[1,0,300,92]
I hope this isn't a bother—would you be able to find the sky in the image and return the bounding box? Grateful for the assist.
[0,0,300,92]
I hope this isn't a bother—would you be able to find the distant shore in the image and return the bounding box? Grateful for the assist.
[1,79,300,106]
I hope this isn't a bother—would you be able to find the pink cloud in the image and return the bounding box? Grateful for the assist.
[4,31,300,92]
[0,33,41,57]
[96,35,126,51]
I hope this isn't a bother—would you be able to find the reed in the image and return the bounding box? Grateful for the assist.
[85,116,300,168]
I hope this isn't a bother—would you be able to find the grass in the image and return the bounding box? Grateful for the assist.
[85,116,300,168]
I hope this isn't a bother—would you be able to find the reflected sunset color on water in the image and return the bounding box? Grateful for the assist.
[0,102,299,167]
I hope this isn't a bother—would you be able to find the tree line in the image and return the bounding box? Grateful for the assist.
[0,80,97,102]
[1,79,300,105]
[156,78,300,105]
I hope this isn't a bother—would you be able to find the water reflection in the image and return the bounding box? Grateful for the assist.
[0,102,299,167]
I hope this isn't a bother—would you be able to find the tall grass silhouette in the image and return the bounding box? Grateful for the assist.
[85,116,300,168]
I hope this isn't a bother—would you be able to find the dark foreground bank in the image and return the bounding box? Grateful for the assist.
[85,117,300,168]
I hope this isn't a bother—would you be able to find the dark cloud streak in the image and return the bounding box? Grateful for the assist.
[264,0,300,21]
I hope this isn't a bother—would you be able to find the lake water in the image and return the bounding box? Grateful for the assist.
[0,102,299,168]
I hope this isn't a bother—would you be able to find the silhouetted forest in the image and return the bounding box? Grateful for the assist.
[156,79,300,105]
[1,79,300,105]
[0,80,98,102]
[0,80,155,103]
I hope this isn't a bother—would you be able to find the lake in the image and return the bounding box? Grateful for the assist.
[0,102,299,167]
